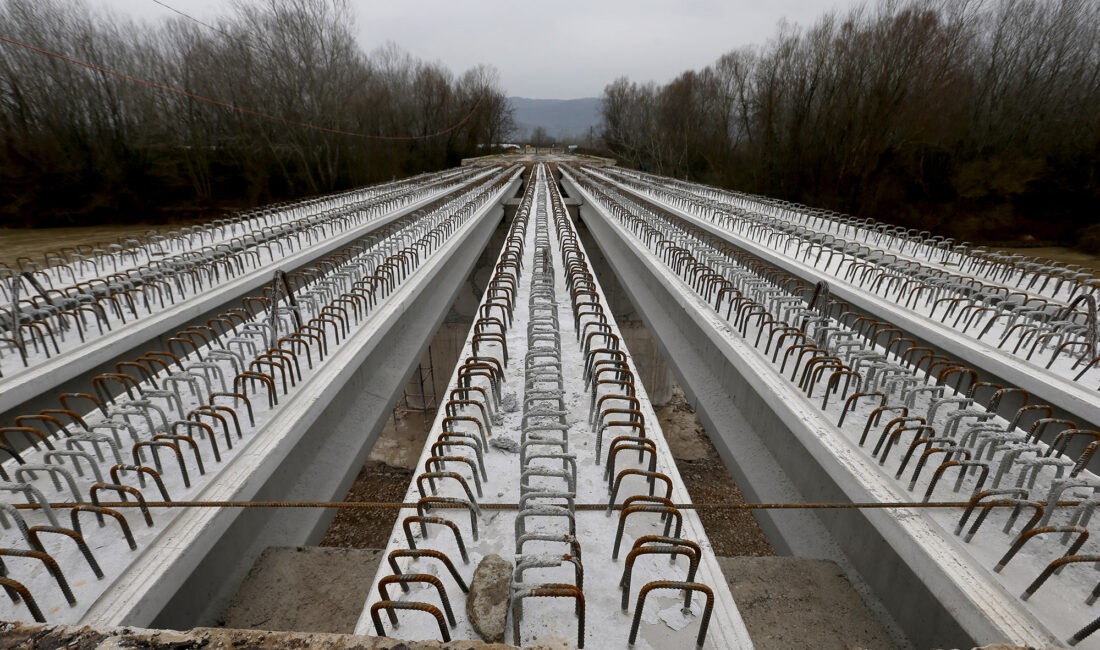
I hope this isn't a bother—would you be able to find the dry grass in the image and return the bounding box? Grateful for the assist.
[0,223,202,269]
[993,246,1100,274]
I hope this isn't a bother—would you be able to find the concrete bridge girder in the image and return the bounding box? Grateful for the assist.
[563,172,1055,650]
[86,178,520,628]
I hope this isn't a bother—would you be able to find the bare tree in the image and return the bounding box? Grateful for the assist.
[0,0,514,226]
[599,0,1100,244]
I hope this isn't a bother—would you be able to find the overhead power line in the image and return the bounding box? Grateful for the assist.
[149,0,265,58]
[0,33,484,141]
[150,0,233,41]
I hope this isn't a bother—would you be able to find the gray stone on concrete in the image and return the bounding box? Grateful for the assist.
[218,546,382,634]
[718,556,899,650]
[490,437,520,453]
[467,553,514,643]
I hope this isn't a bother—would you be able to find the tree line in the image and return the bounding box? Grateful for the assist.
[0,0,514,227]
[601,0,1100,246]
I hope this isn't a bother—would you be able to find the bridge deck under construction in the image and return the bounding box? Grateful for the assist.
[1,157,1099,648]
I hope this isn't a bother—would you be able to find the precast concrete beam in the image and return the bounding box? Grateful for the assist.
[358,165,752,648]
[607,179,1100,430]
[0,182,475,423]
[82,177,519,629]
[564,173,1059,650]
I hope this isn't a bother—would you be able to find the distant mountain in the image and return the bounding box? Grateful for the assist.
[509,97,602,142]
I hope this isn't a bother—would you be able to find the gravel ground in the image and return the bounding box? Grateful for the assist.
[321,386,774,556]
[321,460,414,549]
[657,389,774,557]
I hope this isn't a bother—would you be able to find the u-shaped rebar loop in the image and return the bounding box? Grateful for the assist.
[0,426,55,453]
[109,464,170,501]
[69,504,136,550]
[923,459,990,502]
[996,525,1090,573]
[385,551,469,597]
[416,471,480,509]
[895,435,957,479]
[1027,418,1078,445]
[378,573,457,627]
[1049,429,1100,458]
[511,583,585,649]
[27,525,103,578]
[605,439,658,488]
[59,392,106,418]
[607,469,674,511]
[620,540,702,610]
[169,419,220,463]
[860,406,909,447]
[838,392,886,427]
[188,407,236,448]
[140,437,199,485]
[401,515,469,564]
[233,371,277,408]
[628,580,714,648]
[431,437,487,482]
[441,415,487,450]
[908,445,971,492]
[964,498,1044,543]
[370,600,450,642]
[595,416,647,464]
[875,421,932,462]
[1022,555,1100,601]
[613,501,685,558]
[12,464,82,502]
[953,488,1030,536]
[90,482,153,527]
[0,576,44,622]
[424,456,482,498]
[516,553,584,593]
[0,547,76,605]
[0,482,58,527]
[516,532,582,558]
[416,496,479,541]
[520,466,575,495]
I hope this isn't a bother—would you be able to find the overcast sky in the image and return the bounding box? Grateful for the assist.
[99,0,862,98]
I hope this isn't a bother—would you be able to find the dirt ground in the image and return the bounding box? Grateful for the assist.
[655,388,774,556]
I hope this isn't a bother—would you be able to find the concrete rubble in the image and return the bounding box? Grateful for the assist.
[465,554,514,643]
[0,622,523,650]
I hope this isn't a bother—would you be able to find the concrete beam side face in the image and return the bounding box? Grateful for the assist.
[566,178,1052,649]
[149,207,507,629]
[0,188,452,422]
[83,181,518,629]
